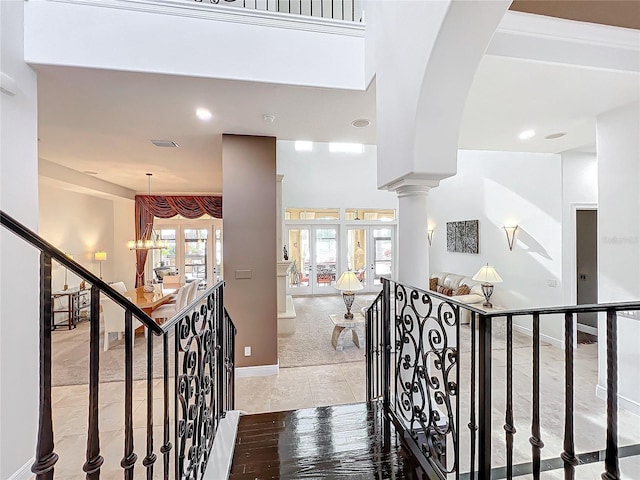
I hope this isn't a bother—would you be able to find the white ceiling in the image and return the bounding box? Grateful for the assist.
[36,37,639,194]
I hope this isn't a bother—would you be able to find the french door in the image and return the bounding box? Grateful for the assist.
[287,225,339,295]
[151,219,223,288]
[345,226,395,293]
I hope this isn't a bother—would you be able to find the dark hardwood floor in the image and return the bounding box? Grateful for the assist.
[230,402,425,479]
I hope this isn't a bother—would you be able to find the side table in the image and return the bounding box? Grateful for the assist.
[52,287,90,330]
[329,312,365,351]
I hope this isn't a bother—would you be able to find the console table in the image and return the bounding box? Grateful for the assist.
[329,312,365,351]
[52,287,90,330]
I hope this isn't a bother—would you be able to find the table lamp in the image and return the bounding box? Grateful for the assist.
[472,263,503,308]
[94,251,107,279]
[334,269,363,319]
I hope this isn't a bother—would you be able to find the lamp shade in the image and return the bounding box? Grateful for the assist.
[473,264,503,283]
[334,270,363,292]
[94,251,107,262]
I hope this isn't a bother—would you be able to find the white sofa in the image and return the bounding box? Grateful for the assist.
[429,272,485,324]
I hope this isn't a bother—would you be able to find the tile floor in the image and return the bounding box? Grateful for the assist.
[40,294,639,479]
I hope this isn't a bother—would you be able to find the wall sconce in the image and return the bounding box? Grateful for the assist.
[503,226,518,251]
[427,228,434,246]
[94,251,107,279]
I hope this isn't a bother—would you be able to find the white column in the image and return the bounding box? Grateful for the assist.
[395,184,435,290]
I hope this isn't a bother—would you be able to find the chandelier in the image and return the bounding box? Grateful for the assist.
[127,173,169,251]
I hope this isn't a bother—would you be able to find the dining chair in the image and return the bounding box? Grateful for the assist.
[162,274,181,287]
[102,295,142,351]
[186,281,199,305]
[151,283,188,322]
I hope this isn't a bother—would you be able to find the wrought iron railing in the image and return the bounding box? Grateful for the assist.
[366,277,640,480]
[0,210,236,479]
[195,0,363,22]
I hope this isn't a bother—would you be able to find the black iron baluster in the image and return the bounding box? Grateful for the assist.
[143,333,156,478]
[174,323,181,480]
[83,286,104,479]
[366,306,373,401]
[31,252,58,480]
[161,335,172,480]
[229,314,236,410]
[217,291,225,419]
[602,309,620,480]
[477,313,492,479]
[504,314,516,479]
[468,311,477,479]
[561,312,578,479]
[382,279,391,411]
[341,0,344,20]
[320,0,323,18]
[121,310,137,479]
[455,305,461,480]
[530,313,544,479]
[352,0,354,21]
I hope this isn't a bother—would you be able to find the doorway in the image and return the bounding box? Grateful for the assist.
[287,225,340,295]
[576,209,598,337]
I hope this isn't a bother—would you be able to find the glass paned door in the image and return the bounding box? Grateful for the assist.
[372,227,393,286]
[287,225,339,294]
[287,227,311,293]
[184,229,208,288]
[314,227,338,290]
[346,226,395,292]
[151,229,178,282]
[347,228,367,287]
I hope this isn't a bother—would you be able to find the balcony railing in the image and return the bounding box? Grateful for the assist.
[195,0,363,22]
[1,210,236,479]
[366,278,640,479]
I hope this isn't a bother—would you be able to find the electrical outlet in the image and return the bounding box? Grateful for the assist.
[244,346,251,357]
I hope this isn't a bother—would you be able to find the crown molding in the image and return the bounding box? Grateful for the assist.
[47,0,365,37]
[498,11,640,51]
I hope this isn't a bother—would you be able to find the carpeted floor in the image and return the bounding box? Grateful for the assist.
[277,294,378,368]
[52,319,172,386]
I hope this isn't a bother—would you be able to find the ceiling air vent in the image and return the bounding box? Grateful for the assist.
[150,139,179,148]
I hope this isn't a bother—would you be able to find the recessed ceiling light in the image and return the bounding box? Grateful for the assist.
[82,170,98,175]
[518,129,535,140]
[263,114,276,123]
[545,132,567,140]
[196,108,212,121]
[329,142,364,153]
[351,118,371,128]
[295,141,313,151]
[150,140,179,148]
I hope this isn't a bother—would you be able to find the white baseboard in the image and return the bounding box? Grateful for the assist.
[512,324,564,349]
[9,457,34,480]
[203,410,240,480]
[577,323,598,336]
[235,363,279,378]
[596,384,640,416]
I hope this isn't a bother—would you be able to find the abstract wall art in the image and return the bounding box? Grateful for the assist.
[446,220,479,254]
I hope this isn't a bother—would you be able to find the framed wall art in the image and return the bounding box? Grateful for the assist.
[446,220,479,254]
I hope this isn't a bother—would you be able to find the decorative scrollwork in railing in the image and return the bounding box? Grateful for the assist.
[176,291,219,479]
[393,283,459,478]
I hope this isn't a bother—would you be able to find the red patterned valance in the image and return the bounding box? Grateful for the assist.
[134,195,222,287]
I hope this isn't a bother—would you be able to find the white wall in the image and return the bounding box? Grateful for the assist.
[428,150,564,345]
[561,151,598,306]
[277,141,395,209]
[25,0,365,90]
[0,1,40,476]
[596,101,640,414]
[38,181,136,290]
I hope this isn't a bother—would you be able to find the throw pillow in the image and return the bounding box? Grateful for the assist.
[429,277,438,291]
[455,284,471,296]
[437,285,453,296]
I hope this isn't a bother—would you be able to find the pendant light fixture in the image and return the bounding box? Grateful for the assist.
[127,173,168,251]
